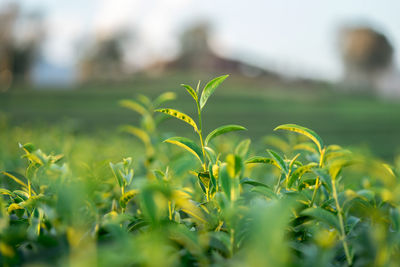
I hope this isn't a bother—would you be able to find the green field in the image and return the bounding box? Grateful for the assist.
[1,74,400,266]
[2,73,400,159]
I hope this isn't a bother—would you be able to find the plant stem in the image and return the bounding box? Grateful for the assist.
[309,177,319,207]
[121,186,125,213]
[196,102,207,172]
[332,178,352,266]
[168,201,172,220]
[28,180,32,198]
[274,174,282,194]
[230,228,235,256]
[310,148,325,207]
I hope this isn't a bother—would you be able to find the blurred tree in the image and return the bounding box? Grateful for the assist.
[0,3,44,91]
[150,22,274,78]
[339,26,394,92]
[78,30,133,82]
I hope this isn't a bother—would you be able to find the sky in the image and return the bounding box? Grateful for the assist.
[10,0,400,81]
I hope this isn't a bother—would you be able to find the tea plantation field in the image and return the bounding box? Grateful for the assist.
[1,74,400,266]
[2,73,400,159]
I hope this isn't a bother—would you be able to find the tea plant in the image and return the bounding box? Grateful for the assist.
[156,74,246,200]
[119,91,176,171]
[1,75,400,266]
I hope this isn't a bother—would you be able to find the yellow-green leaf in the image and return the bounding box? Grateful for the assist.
[120,189,139,208]
[137,94,153,110]
[0,188,14,196]
[155,108,198,132]
[120,125,151,146]
[173,190,207,224]
[274,124,324,153]
[181,84,198,102]
[288,162,317,188]
[293,142,318,154]
[245,156,280,169]
[8,203,24,213]
[164,137,203,163]
[119,99,148,116]
[154,92,176,108]
[2,171,28,188]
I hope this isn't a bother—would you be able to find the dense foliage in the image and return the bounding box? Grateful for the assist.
[1,75,400,266]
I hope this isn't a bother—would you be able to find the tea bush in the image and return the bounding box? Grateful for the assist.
[1,75,400,266]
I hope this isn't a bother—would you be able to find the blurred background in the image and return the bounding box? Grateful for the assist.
[1,0,400,159]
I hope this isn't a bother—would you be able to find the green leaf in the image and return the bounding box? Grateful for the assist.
[109,162,123,187]
[235,138,251,158]
[153,92,176,108]
[155,108,198,132]
[198,172,210,192]
[141,187,158,224]
[27,208,43,238]
[245,156,280,169]
[8,203,24,213]
[251,186,276,199]
[390,208,400,232]
[199,74,229,110]
[20,147,43,165]
[21,143,35,153]
[289,154,301,171]
[205,125,246,145]
[219,164,231,200]
[181,84,198,102]
[209,164,217,194]
[2,171,28,188]
[288,162,317,188]
[164,137,203,163]
[267,149,288,175]
[328,158,355,181]
[204,146,217,164]
[0,188,14,196]
[343,195,371,215]
[314,169,332,193]
[209,232,231,256]
[13,190,29,200]
[128,220,149,232]
[301,207,340,230]
[109,158,134,188]
[153,169,166,180]
[274,124,324,153]
[195,80,201,94]
[240,178,271,189]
